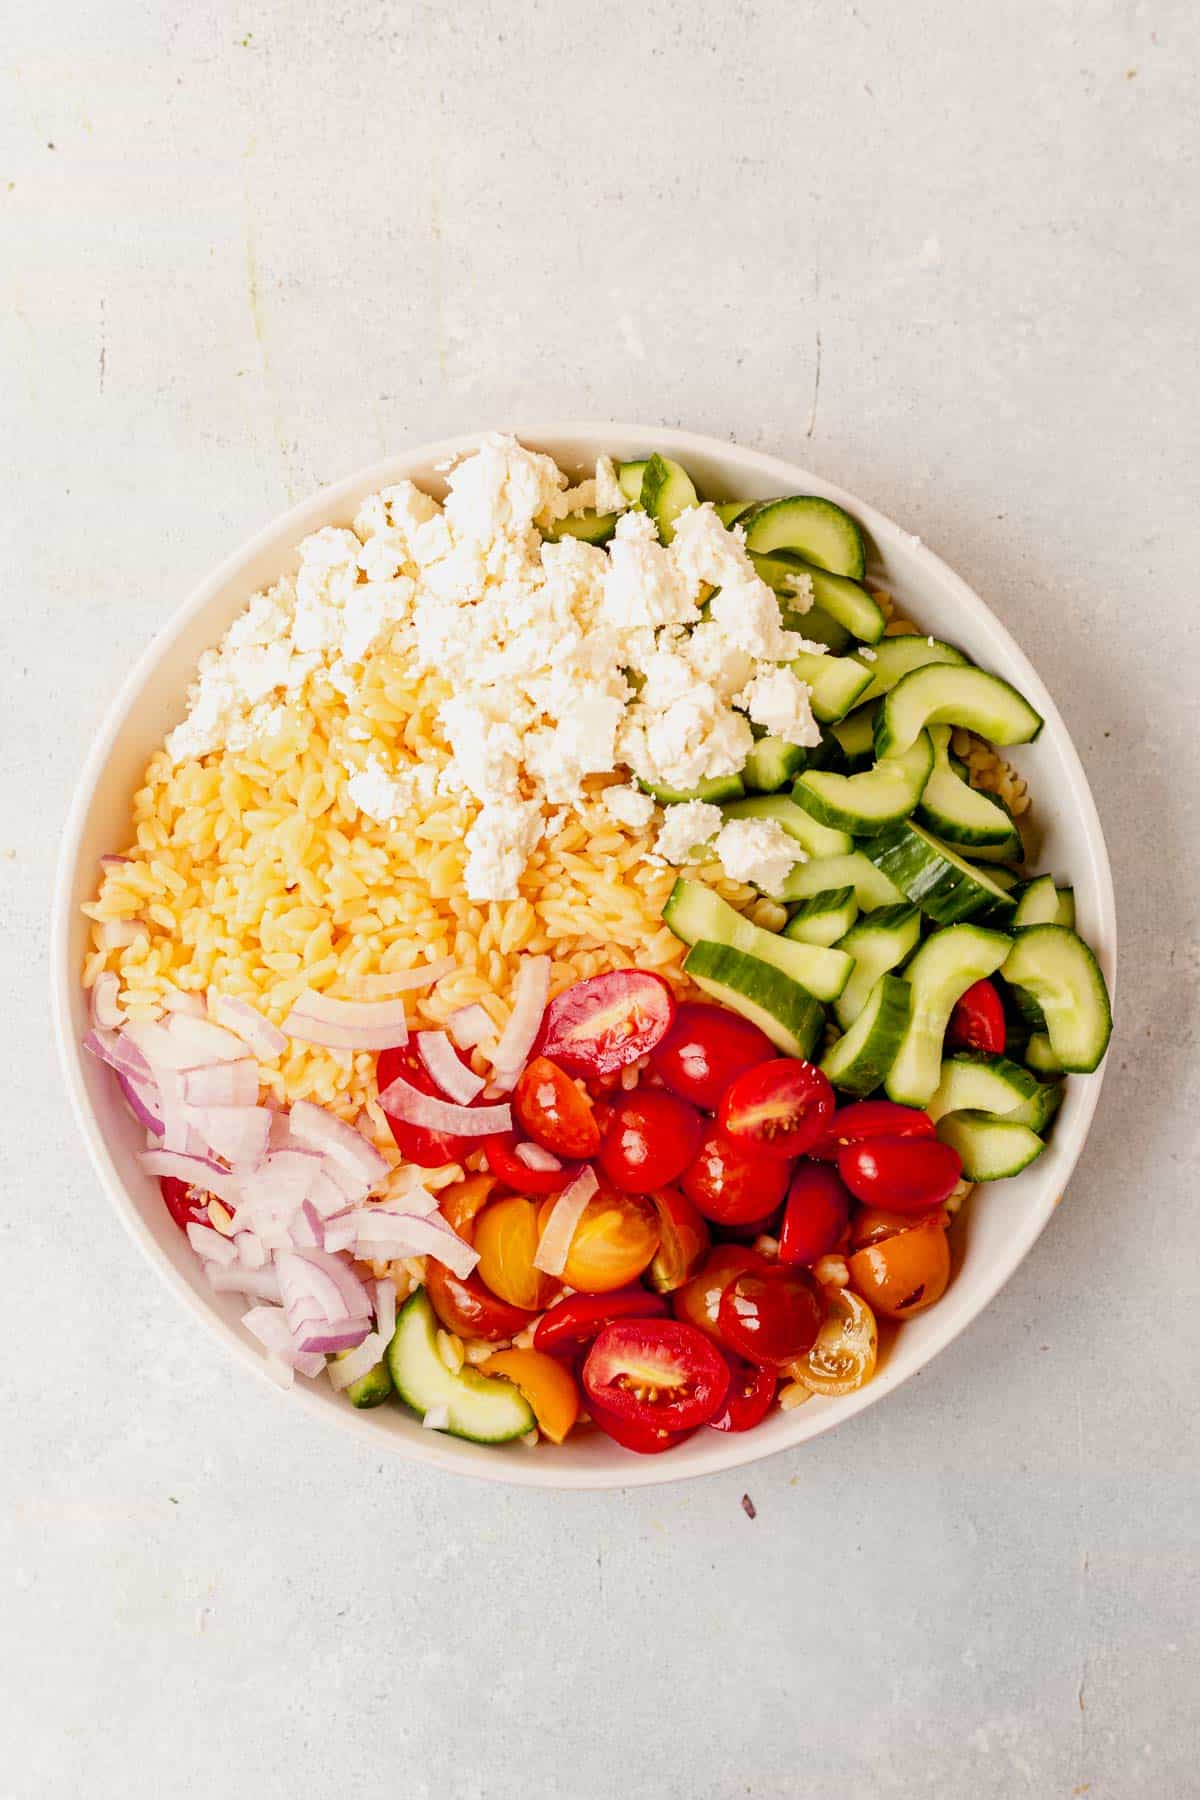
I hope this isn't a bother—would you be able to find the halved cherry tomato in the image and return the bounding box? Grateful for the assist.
[598,1089,703,1193]
[682,1126,791,1226]
[513,1056,600,1160]
[533,1287,669,1357]
[786,1289,878,1394]
[778,1163,851,1266]
[809,1099,936,1161]
[378,1043,483,1168]
[847,1209,951,1318]
[849,1204,948,1250]
[707,1355,777,1432]
[671,1245,766,1345]
[160,1177,221,1233]
[717,1058,834,1161]
[537,971,676,1077]
[650,1001,775,1110]
[645,1185,711,1293]
[473,1195,559,1311]
[718,1266,824,1367]
[535,1188,659,1293]
[482,1348,580,1444]
[425,1259,535,1341]
[588,1398,693,1455]
[438,1173,496,1242]
[583,1319,730,1431]
[837,1137,962,1215]
[947,978,1006,1055]
[482,1131,581,1197]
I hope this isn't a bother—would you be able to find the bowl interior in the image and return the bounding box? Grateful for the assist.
[53,425,1115,1488]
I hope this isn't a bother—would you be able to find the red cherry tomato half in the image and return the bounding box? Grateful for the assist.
[378,1043,483,1168]
[598,1089,704,1193]
[718,1266,824,1368]
[778,1163,852,1266]
[533,1287,669,1358]
[424,1261,536,1342]
[537,971,676,1078]
[718,1058,835,1161]
[947,978,1007,1054]
[160,1177,221,1233]
[587,1398,693,1455]
[671,1246,766,1345]
[682,1126,791,1226]
[707,1355,777,1432]
[583,1319,730,1432]
[482,1131,581,1197]
[837,1136,963,1215]
[645,1185,711,1293]
[650,1001,775,1111]
[513,1056,600,1160]
[809,1099,936,1162]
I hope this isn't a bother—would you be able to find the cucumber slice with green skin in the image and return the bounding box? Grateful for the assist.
[762,553,885,644]
[777,852,904,911]
[1002,924,1113,1073]
[1006,1079,1063,1132]
[982,864,1020,891]
[617,459,647,504]
[721,794,853,862]
[885,924,1013,1106]
[857,636,970,706]
[936,1110,1045,1180]
[866,820,1018,925]
[541,510,619,546]
[782,886,858,948]
[916,725,1023,854]
[875,665,1044,760]
[715,499,757,527]
[792,731,935,836]
[787,602,854,656]
[331,1351,394,1409]
[926,1051,1042,1124]
[789,650,873,723]
[743,496,867,581]
[833,903,922,1029]
[821,974,912,1097]
[640,454,699,545]
[1023,1032,1064,1074]
[683,940,825,1058]
[742,736,810,794]
[664,878,852,1002]
[831,704,878,772]
[639,773,745,806]
[1011,874,1076,928]
[387,1290,535,1443]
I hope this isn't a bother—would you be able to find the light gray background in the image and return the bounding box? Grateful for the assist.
[3,3,1197,1796]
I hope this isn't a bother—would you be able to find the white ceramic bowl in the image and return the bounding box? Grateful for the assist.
[53,425,1116,1489]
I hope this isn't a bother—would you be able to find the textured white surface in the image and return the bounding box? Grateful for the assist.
[2,2,1198,1796]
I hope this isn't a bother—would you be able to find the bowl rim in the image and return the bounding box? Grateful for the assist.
[52,422,1117,1489]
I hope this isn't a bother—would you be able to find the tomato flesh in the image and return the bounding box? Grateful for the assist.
[536,1188,659,1294]
[645,1185,711,1293]
[671,1246,766,1346]
[425,1260,535,1342]
[538,971,676,1077]
[947,978,1006,1054]
[707,1355,777,1432]
[513,1056,600,1160]
[717,1058,835,1161]
[160,1177,221,1233]
[718,1266,824,1367]
[809,1099,936,1161]
[481,1348,580,1444]
[473,1194,559,1311]
[837,1137,963,1215]
[598,1089,703,1193]
[533,1287,669,1357]
[682,1126,791,1226]
[650,1001,775,1110]
[482,1130,581,1196]
[778,1163,852,1266]
[583,1319,730,1432]
[378,1043,482,1168]
[847,1209,951,1318]
[588,1398,693,1455]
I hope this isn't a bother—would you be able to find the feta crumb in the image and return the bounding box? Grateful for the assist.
[709,579,810,662]
[735,668,821,747]
[713,818,800,892]
[594,456,628,515]
[601,510,699,630]
[346,757,409,823]
[655,800,723,864]
[859,646,878,662]
[602,784,655,831]
[463,798,544,901]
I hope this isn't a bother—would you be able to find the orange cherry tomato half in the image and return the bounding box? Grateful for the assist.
[645,1185,711,1294]
[650,1001,775,1111]
[598,1089,704,1193]
[438,1173,496,1243]
[847,1210,951,1319]
[537,970,676,1078]
[671,1246,766,1345]
[947,978,1006,1055]
[718,1266,824,1367]
[717,1058,835,1161]
[473,1194,559,1311]
[707,1354,777,1432]
[482,1348,581,1444]
[513,1056,601,1160]
[809,1099,936,1161]
[681,1126,791,1226]
[849,1204,948,1250]
[583,1319,730,1432]
[533,1287,669,1357]
[787,1289,878,1395]
[424,1259,535,1342]
[837,1137,962,1215]
[536,1188,660,1294]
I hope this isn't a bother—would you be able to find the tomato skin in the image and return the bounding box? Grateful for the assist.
[588,1398,693,1455]
[598,1089,704,1193]
[947,978,1006,1054]
[482,1131,581,1197]
[378,1043,482,1168]
[533,1287,669,1357]
[473,1195,559,1311]
[481,1348,580,1443]
[837,1137,963,1215]
[707,1355,777,1432]
[787,1289,878,1395]
[682,1126,791,1226]
[778,1163,852,1266]
[645,1185,711,1293]
[847,1210,951,1318]
[718,1266,824,1367]
[583,1319,730,1431]
[671,1246,766,1345]
[438,1173,496,1243]
[849,1204,948,1251]
[160,1177,220,1233]
[535,1188,659,1294]
[809,1100,936,1161]
[513,1057,600,1160]
[537,971,676,1077]
[650,1001,775,1111]
[425,1260,535,1342]
[717,1058,835,1161]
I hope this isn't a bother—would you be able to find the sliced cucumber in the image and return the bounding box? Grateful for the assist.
[721,794,853,862]
[663,877,852,1002]
[927,1051,1042,1124]
[833,903,922,1029]
[876,665,1044,759]
[1024,1032,1064,1075]
[777,852,904,911]
[387,1290,535,1443]
[916,725,1022,853]
[1002,924,1112,1073]
[742,736,810,794]
[782,886,859,948]
[640,454,699,545]
[1012,874,1076,928]
[792,731,934,836]
[831,704,878,771]
[716,499,757,527]
[983,864,1020,891]
[821,974,911,1097]
[789,650,873,723]
[333,1352,394,1409]
[683,940,824,1058]
[885,924,1012,1106]
[541,510,619,546]
[639,772,745,806]
[1006,1079,1063,1132]
[617,459,648,504]
[789,602,854,655]
[743,495,867,580]
[937,1110,1045,1181]
[857,636,970,706]
[866,819,1018,924]
[761,553,885,643]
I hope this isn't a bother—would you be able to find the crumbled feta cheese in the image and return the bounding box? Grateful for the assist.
[735,669,821,747]
[561,477,598,516]
[601,510,699,631]
[710,579,809,662]
[346,758,408,822]
[859,646,878,662]
[602,784,655,831]
[656,800,723,864]
[463,798,544,901]
[778,569,815,613]
[713,818,800,892]
[594,456,628,515]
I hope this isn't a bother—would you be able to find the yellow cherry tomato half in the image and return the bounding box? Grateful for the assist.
[786,1289,878,1396]
[537,1189,660,1294]
[847,1209,951,1319]
[474,1195,559,1312]
[439,1172,497,1244]
[482,1348,581,1444]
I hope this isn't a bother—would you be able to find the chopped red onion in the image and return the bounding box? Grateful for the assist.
[281,989,411,1052]
[99,853,132,872]
[117,1070,163,1134]
[308,1169,363,1218]
[186,1222,239,1265]
[209,1265,283,1302]
[235,1231,267,1270]
[373,1278,396,1344]
[354,1209,478,1278]
[243,1304,295,1354]
[294,1352,326,1380]
[169,1014,257,1064]
[293,1316,372,1354]
[376,1072,511,1137]
[340,958,455,999]
[288,1099,388,1186]
[490,954,550,1089]
[532,1166,599,1276]
[422,1405,450,1431]
[208,992,289,1059]
[83,1027,151,1084]
[417,1030,486,1104]
[327,1331,385,1390]
[289,1200,326,1250]
[515,1141,562,1172]
[182,1060,259,1109]
[141,1149,243,1209]
[196,1104,272,1168]
[287,1247,372,1320]
[90,972,125,1031]
[321,1213,360,1253]
[446,1003,492,1050]
[161,987,206,1018]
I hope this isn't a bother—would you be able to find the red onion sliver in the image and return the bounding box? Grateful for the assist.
[490,954,550,1089]
[374,1279,396,1344]
[328,1331,386,1390]
[339,957,455,999]
[161,987,206,1018]
[281,989,410,1052]
[186,1222,239,1265]
[321,1214,359,1253]
[208,992,289,1059]
[209,1265,283,1302]
[446,1003,492,1050]
[416,1030,486,1104]
[288,1248,372,1320]
[355,1210,478,1278]
[288,1099,389,1186]
[99,853,132,872]
[532,1166,599,1276]
[293,1317,372,1355]
[141,1149,243,1209]
[294,1352,325,1380]
[196,1104,273,1168]
[377,1072,511,1137]
[182,1060,259,1108]
[168,1014,256,1064]
[118,1070,163,1134]
[515,1141,562,1172]
[90,972,124,1031]
[235,1231,267,1270]
[242,1304,295,1354]
[83,1028,151,1084]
